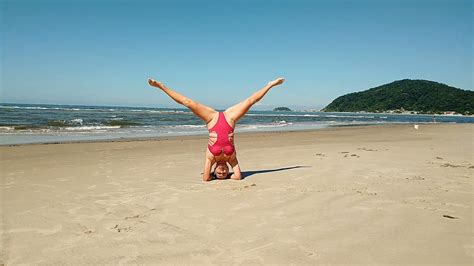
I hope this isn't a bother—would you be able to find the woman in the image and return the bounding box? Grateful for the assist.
[148,77,285,181]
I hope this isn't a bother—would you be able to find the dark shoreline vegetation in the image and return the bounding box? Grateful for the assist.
[322,79,474,115]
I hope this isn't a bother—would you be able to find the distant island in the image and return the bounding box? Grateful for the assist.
[273,107,292,112]
[322,79,474,115]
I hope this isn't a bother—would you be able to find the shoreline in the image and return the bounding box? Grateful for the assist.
[2,102,473,147]
[0,122,456,147]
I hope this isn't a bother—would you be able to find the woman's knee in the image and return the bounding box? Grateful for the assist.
[247,97,258,106]
[181,98,193,108]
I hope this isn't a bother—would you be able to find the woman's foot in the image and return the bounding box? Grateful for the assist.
[268,77,285,87]
[148,78,165,89]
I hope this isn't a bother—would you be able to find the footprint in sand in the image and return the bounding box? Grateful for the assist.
[340,152,360,158]
[441,163,463,168]
[405,175,425,181]
[106,213,149,233]
[357,147,378,152]
[124,214,148,220]
[439,162,474,169]
[402,197,439,211]
[111,224,132,233]
[355,188,377,196]
[307,252,319,258]
[232,183,256,191]
[442,214,459,219]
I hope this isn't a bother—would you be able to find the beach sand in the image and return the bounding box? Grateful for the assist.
[1,124,473,264]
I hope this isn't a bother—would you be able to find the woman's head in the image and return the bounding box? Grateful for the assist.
[214,162,229,179]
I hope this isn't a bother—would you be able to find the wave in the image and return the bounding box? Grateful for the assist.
[164,124,206,129]
[0,105,176,113]
[104,120,141,127]
[64,125,121,131]
[238,122,293,130]
[47,119,83,127]
[325,115,369,118]
[70,118,83,124]
[0,105,96,112]
[45,118,140,128]
[0,125,122,132]
[129,109,191,114]
[7,125,43,130]
[1,105,53,110]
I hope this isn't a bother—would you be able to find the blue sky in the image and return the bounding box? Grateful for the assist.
[1,0,472,110]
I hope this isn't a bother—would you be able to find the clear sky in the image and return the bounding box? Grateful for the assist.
[1,0,472,110]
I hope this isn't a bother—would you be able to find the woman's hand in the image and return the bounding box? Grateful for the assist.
[268,77,285,87]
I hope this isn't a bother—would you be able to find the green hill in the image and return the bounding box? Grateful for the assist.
[322,79,474,114]
[273,107,292,112]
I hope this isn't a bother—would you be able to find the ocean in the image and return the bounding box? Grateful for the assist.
[1,103,473,145]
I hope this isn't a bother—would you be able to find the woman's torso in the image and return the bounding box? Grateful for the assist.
[207,111,235,160]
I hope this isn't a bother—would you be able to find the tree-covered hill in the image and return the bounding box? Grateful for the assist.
[273,107,292,112]
[322,79,474,114]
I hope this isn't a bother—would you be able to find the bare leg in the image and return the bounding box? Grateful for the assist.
[225,78,285,124]
[148,78,217,124]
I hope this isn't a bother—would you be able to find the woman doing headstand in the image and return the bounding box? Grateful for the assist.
[148,77,285,181]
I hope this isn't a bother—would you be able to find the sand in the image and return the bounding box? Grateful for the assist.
[0,123,473,265]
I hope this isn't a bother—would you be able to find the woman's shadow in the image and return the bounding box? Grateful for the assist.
[240,165,310,180]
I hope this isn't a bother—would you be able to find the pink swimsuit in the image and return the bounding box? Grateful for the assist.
[208,112,235,156]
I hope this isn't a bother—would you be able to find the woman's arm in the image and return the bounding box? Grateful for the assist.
[229,156,242,180]
[202,156,214,182]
